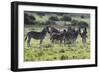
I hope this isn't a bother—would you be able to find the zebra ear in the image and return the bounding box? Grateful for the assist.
[63,29,66,32]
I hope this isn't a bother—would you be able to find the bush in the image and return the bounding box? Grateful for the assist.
[71,20,88,28]
[81,15,85,18]
[24,13,36,25]
[37,12,45,16]
[45,20,56,25]
[49,16,59,21]
[60,16,72,21]
[29,15,36,20]
[71,20,79,26]
[36,21,45,25]
[78,21,88,28]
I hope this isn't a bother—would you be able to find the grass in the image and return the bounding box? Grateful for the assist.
[24,26,90,61]
[24,13,90,62]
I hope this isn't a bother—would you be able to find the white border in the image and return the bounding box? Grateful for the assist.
[18,5,95,68]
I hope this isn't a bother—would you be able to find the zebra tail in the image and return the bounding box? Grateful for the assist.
[24,34,27,41]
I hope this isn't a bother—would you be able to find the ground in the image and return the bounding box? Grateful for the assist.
[24,12,90,61]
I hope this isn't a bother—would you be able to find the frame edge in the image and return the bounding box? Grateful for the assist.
[11,1,98,72]
[11,2,18,72]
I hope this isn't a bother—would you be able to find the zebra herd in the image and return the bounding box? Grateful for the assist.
[25,26,87,48]
[49,26,87,46]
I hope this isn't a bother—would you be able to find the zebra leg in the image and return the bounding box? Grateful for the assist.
[73,41,76,47]
[51,39,55,47]
[64,38,66,46]
[40,39,43,48]
[71,39,76,47]
[60,39,62,46]
[51,39,54,44]
[27,37,31,47]
[82,38,86,47]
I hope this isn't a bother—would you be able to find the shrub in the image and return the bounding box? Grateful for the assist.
[24,13,36,25]
[78,21,89,28]
[71,20,79,27]
[45,20,56,25]
[49,16,59,21]
[29,15,36,20]
[60,16,72,21]
[37,12,45,16]
[81,15,85,18]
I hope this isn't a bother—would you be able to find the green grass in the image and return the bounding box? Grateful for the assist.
[24,13,90,62]
[24,26,90,62]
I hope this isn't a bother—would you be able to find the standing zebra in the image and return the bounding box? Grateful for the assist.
[80,27,87,47]
[24,26,49,48]
[65,27,80,46]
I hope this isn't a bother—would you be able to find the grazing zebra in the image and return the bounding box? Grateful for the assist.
[80,27,87,47]
[65,27,80,45]
[50,29,66,44]
[24,26,49,47]
[48,27,66,44]
[50,27,60,34]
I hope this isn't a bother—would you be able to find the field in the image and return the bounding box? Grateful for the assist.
[24,12,90,61]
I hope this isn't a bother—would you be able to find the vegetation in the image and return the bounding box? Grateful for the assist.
[49,16,59,21]
[24,13,36,25]
[60,16,72,21]
[24,12,90,61]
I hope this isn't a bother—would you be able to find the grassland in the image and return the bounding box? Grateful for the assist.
[24,25,90,62]
[24,12,90,62]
